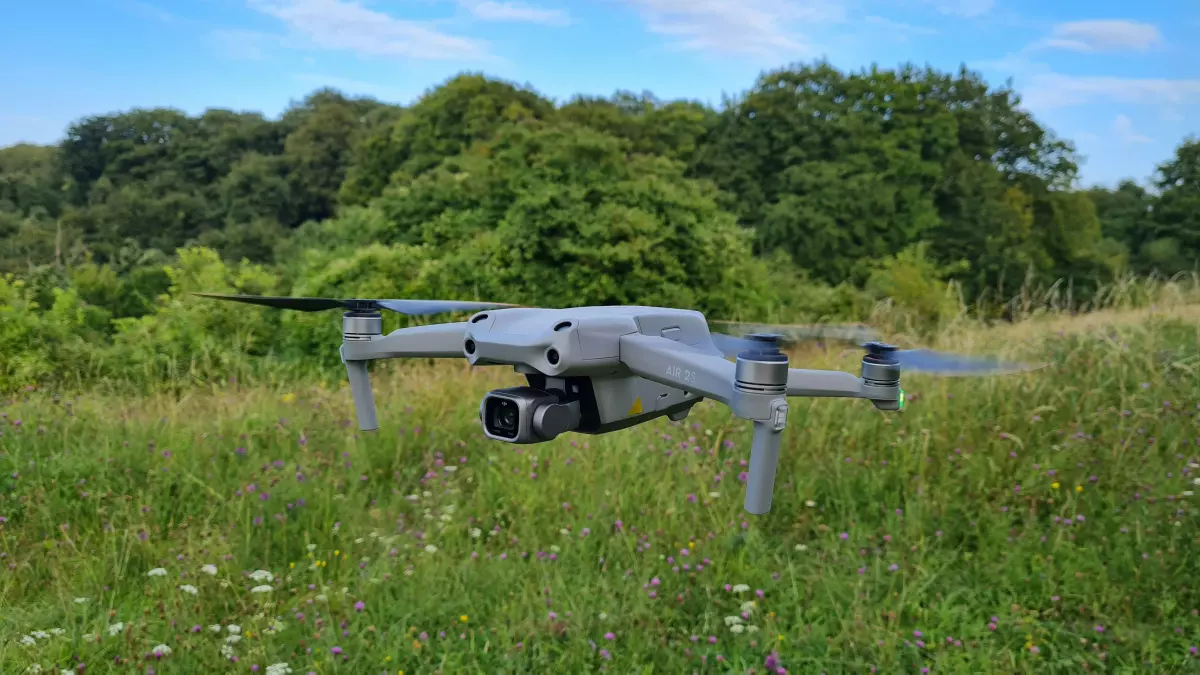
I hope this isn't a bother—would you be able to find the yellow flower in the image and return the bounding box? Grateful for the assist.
[334,550,340,556]
[777,634,784,642]
[1075,485,1083,493]
[1051,482,1060,489]
[281,393,296,404]
[385,656,391,662]
[460,615,469,623]
[412,640,422,650]
[289,562,295,569]
[688,541,694,549]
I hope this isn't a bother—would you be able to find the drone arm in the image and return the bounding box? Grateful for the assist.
[618,334,736,405]
[786,368,866,398]
[340,322,471,361]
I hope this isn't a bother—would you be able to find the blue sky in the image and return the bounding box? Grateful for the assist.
[1,0,1197,188]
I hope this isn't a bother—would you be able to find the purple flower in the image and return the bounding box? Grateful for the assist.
[354,600,365,612]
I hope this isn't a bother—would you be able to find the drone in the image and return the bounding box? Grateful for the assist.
[195,294,1038,515]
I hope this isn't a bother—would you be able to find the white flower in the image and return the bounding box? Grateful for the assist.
[740,600,756,613]
[724,615,743,626]
[151,644,171,656]
[444,465,457,472]
[249,570,274,583]
[226,634,242,644]
[732,584,750,593]
[25,666,42,674]
[730,623,745,634]
[82,633,97,643]
[598,612,608,620]
[316,594,328,602]
[795,544,808,552]
[48,628,66,636]
[220,644,235,659]
[61,670,74,675]
[179,584,198,595]
[107,622,125,636]
[469,528,482,538]
[21,635,36,646]
[251,585,273,593]
[147,568,167,577]
[226,624,241,634]
[266,664,293,675]
[424,544,438,554]
[208,624,222,633]
[805,500,816,507]
[73,597,88,604]
[31,630,49,639]
[1184,491,1194,497]
[200,564,218,576]
[1194,477,1200,486]
[747,625,760,633]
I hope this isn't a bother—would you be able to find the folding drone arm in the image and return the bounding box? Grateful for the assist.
[618,333,737,406]
[339,321,472,432]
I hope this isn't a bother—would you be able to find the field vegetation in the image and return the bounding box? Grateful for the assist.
[1,60,1199,673]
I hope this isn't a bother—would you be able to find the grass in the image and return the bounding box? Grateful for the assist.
[1,302,1198,674]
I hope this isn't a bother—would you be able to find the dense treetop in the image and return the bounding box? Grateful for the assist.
[0,63,1196,390]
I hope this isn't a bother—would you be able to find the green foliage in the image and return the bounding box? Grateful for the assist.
[0,65,1195,392]
[2,308,1199,672]
[865,241,965,331]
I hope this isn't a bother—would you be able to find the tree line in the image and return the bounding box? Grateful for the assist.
[1,63,1197,390]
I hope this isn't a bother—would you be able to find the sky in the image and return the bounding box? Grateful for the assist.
[1,0,1198,188]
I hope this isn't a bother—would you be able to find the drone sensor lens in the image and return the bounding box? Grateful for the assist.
[464,339,476,354]
[546,348,560,365]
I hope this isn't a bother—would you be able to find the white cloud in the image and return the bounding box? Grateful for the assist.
[292,73,410,99]
[249,0,489,61]
[1020,72,1200,110]
[1043,20,1163,53]
[1111,114,1152,144]
[618,0,845,58]
[461,1,569,25]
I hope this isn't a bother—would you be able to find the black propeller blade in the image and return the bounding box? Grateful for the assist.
[193,293,518,316]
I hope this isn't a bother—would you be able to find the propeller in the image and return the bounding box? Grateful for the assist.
[193,293,518,316]
[709,323,1041,376]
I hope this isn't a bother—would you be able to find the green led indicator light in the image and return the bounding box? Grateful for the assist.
[898,389,906,410]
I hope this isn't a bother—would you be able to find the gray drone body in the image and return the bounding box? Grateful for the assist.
[197,292,1030,516]
[337,305,904,515]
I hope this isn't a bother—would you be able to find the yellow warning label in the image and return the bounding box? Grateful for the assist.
[627,397,643,416]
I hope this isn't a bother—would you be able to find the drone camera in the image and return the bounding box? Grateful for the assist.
[480,386,581,444]
[861,342,902,411]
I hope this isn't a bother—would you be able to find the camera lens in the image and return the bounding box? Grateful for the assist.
[494,402,517,430]
[484,397,520,439]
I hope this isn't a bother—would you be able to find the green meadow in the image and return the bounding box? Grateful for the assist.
[1,298,1197,674]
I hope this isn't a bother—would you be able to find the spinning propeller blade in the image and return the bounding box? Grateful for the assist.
[708,323,1041,376]
[194,293,517,316]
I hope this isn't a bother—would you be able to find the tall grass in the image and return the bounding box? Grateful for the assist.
[1,293,1198,673]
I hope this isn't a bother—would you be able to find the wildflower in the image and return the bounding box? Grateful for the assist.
[251,585,273,594]
[201,564,218,575]
[147,568,167,577]
[151,644,172,656]
[730,624,745,634]
[460,615,469,623]
[424,545,438,554]
[355,601,365,612]
[208,624,222,633]
[731,584,750,593]
[249,570,273,583]
[73,597,88,604]
[179,584,198,595]
[266,664,292,675]
[108,622,125,636]
[805,500,816,507]
[1075,485,1083,493]
[1051,482,1060,489]
[227,625,241,634]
